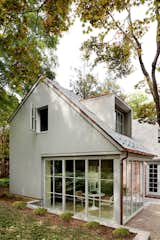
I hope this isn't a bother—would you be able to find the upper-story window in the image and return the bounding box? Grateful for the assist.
[158,129,160,143]
[38,106,48,132]
[31,105,48,132]
[115,109,125,134]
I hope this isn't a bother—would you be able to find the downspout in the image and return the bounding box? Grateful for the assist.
[120,151,128,225]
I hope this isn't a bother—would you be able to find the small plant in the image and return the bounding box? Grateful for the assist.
[3,192,15,199]
[33,207,47,216]
[12,201,27,209]
[112,227,129,238]
[59,212,73,222]
[85,221,100,229]
[0,178,9,187]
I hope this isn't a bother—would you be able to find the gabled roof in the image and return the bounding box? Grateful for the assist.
[9,77,155,157]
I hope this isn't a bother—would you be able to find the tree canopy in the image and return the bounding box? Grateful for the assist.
[126,93,156,123]
[75,0,160,126]
[0,0,73,96]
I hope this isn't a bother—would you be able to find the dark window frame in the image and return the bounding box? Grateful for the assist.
[38,105,48,132]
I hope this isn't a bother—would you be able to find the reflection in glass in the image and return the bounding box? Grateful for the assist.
[55,177,62,193]
[88,160,99,179]
[66,196,74,212]
[66,160,73,177]
[55,194,62,210]
[101,160,113,179]
[101,180,113,198]
[75,160,85,178]
[55,161,62,176]
[66,178,73,195]
[75,179,85,193]
[45,161,53,176]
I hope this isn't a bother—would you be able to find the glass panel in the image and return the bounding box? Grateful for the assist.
[45,161,53,176]
[45,177,53,193]
[88,160,99,179]
[88,178,99,194]
[66,178,74,195]
[149,164,158,193]
[55,194,62,210]
[75,179,85,194]
[88,198,99,217]
[123,160,132,221]
[45,193,54,208]
[100,200,113,219]
[75,160,85,178]
[55,177,62,193]
[66,160,74,177]
[66,195,74,212]
[55,161,62,176]
[101,180,113,199]
[101,160,113,179]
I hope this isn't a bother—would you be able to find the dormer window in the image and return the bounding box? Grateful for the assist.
[116,109,125,134]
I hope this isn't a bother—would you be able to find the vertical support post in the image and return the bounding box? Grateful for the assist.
[42,159,45,206]
[62,160,66,212]
[85,159,88,219]
[114,158,121,224]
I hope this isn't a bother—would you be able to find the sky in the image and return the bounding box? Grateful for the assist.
[55,15,157,94]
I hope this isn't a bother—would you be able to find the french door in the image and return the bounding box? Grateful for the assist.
[147,163,160,195]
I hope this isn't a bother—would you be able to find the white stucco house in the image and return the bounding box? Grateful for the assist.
[132,120,160,198]
[9,77,155,225]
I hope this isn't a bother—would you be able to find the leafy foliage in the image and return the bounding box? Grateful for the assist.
[127,93,156,123]
[75,0,160,126]
[84,221,100,229]
[33,207,47,216]
[70,68,124,99]
[59,212,73,222]
[0,0,74,96]
[112,227,130,238]
[12,201,27,209]
[0,178,9,188]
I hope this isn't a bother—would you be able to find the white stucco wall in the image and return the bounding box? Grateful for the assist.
[82,95,116,130]
[132,120,160,157]
[10,82,120,199]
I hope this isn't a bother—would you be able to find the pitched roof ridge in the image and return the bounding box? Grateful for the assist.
[46,79,154,157]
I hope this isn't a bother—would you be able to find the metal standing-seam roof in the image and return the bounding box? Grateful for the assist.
[46,79,154,157]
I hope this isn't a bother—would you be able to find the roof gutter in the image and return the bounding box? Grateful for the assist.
[120,151,128,225]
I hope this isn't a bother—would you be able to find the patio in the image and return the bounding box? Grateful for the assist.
[127,201,160,240]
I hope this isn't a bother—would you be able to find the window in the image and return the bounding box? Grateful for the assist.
[158,129,160,143]
[31,105,36,131]
[149,164,158,193]
[44,158,114,220]
[38,106,48,132]
[115,110,125,134]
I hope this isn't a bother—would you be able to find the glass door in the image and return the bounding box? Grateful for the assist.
[148,164,158,194]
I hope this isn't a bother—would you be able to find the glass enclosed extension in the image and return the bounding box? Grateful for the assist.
[44,158,114,220]
[123,160,144,223]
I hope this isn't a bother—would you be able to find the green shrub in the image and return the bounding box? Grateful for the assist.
[85,221,100,229]
[0,178,9,187]
[112,227,130,238]
[3,192,15,199]
[59,212,73,222]
[33,207,47,216]
[12,201,27,209]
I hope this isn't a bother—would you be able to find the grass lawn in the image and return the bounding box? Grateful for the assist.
[0,189,135,240]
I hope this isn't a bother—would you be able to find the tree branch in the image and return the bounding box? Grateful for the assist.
[127,8,155,98]
[151,3,160,123]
